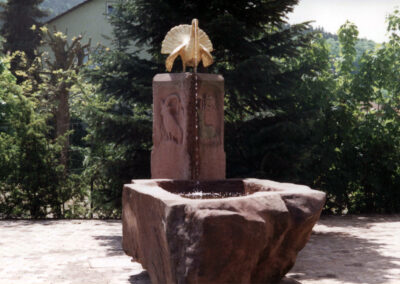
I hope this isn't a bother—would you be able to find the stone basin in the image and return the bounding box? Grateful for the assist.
[122,178,325,284]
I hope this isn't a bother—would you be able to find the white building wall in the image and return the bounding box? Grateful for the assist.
[46,0,114,48]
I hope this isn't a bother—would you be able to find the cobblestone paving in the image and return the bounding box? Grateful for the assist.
[0,215,399,283]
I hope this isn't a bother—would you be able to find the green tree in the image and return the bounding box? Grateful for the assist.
[35,26,91,172]
[346,10,400,213]
[0,35,4,53]
[310,21,362,213]
[0,27,93,218]
[0,59,66,218]
[0,57,4,73]
[315,16,400,214]
[337,21,359,75]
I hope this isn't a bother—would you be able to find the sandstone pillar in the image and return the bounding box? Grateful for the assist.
[151,73,225,180]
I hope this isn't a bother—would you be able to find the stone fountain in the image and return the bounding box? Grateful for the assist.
[122,19,326,284]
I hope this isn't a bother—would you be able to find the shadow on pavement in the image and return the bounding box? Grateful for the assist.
[289,228,400,284]
[129,271,151,284]
[0,220,56,227]
[0,219,121,228]
[318,214,400,228]
[93,235,124,256]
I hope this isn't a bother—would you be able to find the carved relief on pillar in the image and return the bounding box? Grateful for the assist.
[198,89,222,146]
[159,94,184,144]
[152,73,225,180]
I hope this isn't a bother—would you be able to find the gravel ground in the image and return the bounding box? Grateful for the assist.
[0,215,399,284]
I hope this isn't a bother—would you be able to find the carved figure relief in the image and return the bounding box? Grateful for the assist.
[160,94,184,144]
[199,92,221,145]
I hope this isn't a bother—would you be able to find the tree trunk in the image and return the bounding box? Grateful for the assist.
[56,85,70,173]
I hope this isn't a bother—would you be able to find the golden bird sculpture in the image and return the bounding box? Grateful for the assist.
[161,19,213,73]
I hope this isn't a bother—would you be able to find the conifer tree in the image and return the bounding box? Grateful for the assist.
[0,0,47,77]
[0,0,46,59]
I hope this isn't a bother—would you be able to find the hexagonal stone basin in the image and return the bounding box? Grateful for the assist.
[122,178,325,284]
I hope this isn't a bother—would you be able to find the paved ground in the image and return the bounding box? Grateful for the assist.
[0,215,399,284]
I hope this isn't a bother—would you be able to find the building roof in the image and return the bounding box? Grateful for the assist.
[0,0,91,26]
[43,0,92,24]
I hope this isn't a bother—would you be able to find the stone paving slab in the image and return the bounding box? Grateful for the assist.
[0,220,149,284]
[287,215,400,284]
[0,215,399,283]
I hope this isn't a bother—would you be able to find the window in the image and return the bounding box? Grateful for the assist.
[106,1,116,15]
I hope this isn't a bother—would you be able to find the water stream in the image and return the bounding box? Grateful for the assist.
[194,23,200,191]
[194,74,200,184]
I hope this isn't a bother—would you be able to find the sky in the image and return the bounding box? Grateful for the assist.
[287,0,400,43]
